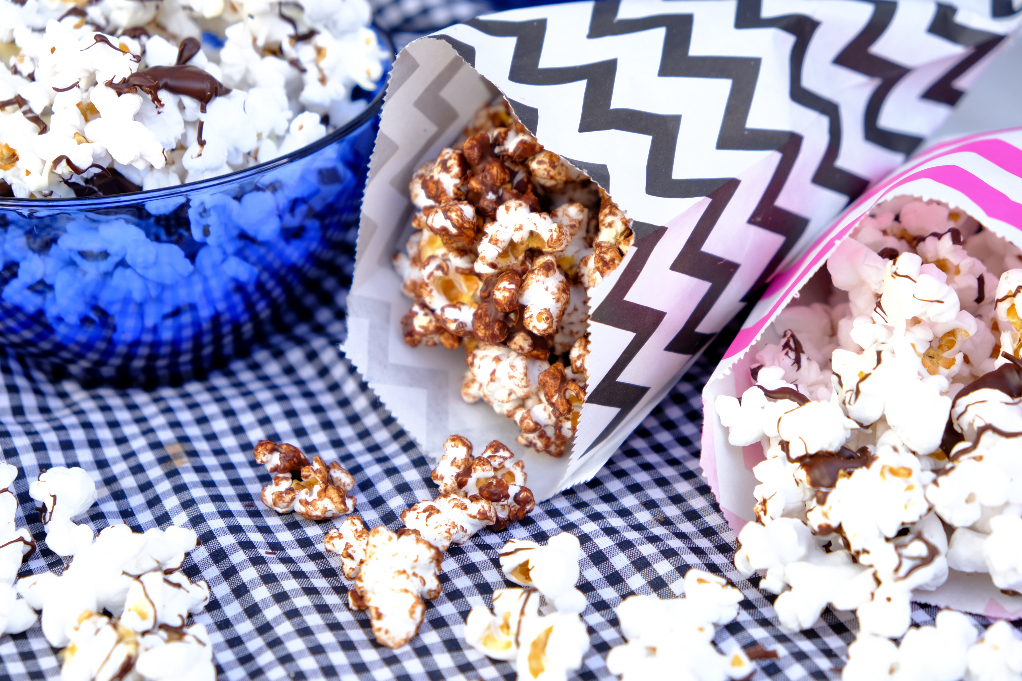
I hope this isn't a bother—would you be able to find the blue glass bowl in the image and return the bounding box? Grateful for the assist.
[0,46,389,388]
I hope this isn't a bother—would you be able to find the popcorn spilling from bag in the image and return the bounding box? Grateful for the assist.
[324,434,535,649]
[395,100,632,457]
[714,196,1022,639]
[0,0,386,198]
[0,461,217,679]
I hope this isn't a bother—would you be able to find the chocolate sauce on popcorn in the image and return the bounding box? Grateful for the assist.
[0,95,47,134]
[106,65,230,113]
[83,34,142,63]
[939,353,1022,460]
[175,37,202,66]
[757,386,809,406]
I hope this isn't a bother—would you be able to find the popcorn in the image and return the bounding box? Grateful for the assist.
[499,533,586,614]
[515,611,589,681]
[0,0,386,198]
[714,197,1022,636]
[965,620,1022,681]
[842,610,978,681]
[19,522,208,647]
[60,611,140,681]
[323,515,369,580]
[30,466,98,557]
[253,440,356,520]
[605,569,749,681]
[333,522,443,649]
[431,435,535,530]
[464,587,540,661]
[119,570,210,632]
[400,493,495,552]
[396,101,632,457]
[134,622,216,681]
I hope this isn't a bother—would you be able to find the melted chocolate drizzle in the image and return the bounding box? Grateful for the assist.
[121,26,151,40]
[782,331,805,370]
[757,386,809,406]
[877,247,900,260]
[912,227,963,247]
[0,95,47,134]
[82,34,142,63]
[942,353,1022,460]
[176,37,201,66]
[976,273,986,304]
[52,79,81,92]
[105,65,230,113]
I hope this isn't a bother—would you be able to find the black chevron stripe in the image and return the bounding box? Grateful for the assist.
[734,0,870,199]
[923,3,1004,106]
[992,0,1022,17]
[833,0,920,156]
[585,223,667,449]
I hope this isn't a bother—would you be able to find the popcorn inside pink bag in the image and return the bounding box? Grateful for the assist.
[706,188,1022,635]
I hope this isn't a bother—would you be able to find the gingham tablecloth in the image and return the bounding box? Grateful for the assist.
[0,215,969,681]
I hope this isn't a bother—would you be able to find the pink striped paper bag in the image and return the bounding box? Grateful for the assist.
[702,127,1022,618]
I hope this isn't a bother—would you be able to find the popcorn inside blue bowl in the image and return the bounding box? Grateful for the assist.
[0,0,386,198]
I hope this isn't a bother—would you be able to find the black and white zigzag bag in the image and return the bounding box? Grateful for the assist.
[345,0,1020,498]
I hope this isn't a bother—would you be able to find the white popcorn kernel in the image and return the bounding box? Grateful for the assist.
[776,401,856,459]
[682,569,742,626]
[120,571,210,633]
[0,583,37,635]
[965,620,1022,681]
[463,343,549,418]
[30,466,97,557]
[515,611,589,681]
[606,582,748,681]
[464,587,540,661]
[60,611,139,681]
[134,622,216,681]
[499,534,587,614]
[982,514,1022,594]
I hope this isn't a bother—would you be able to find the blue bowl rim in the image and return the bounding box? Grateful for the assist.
[0,25,394,211]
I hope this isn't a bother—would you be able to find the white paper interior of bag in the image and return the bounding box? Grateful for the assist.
[700,153,1022,617]
[343,36,675,501]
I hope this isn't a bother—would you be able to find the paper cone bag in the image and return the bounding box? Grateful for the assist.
[345,0,1020,501]
[702,127,1022,618]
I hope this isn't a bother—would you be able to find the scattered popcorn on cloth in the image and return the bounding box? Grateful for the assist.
[715,196,1022,638]
[605,569,753,681]
[0,462,38,636]
[0,464,216,678]
[0,0,386,198]
[463,530,590,681]
[395,100,630,457]
[254,440,356,521]
[323,434,535,649]
[842,610,1022,681]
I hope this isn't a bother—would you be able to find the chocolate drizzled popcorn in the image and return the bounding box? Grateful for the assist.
[395,100,631,457]
[0,0,386,198]
[715,196,1022,644]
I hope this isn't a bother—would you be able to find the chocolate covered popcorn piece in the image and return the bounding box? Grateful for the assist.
[329,521,443,649]
[717,196,1022,636]
[499,533,586,614]
[400,493,496,552]
[119,570,210,633]
[464,587,541,661]
[134,622,216,681]
[0,0,386,198]
[606,569,750,681]
[396,102,633,457]
[60,611,140,681]
[30,466,98,557]
[324,515,370,580]
[430,435,535,531]
[254,440,356,520]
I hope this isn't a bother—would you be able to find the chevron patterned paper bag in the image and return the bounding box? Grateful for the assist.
[701,127,1022,618]
[344,0,1019,501]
